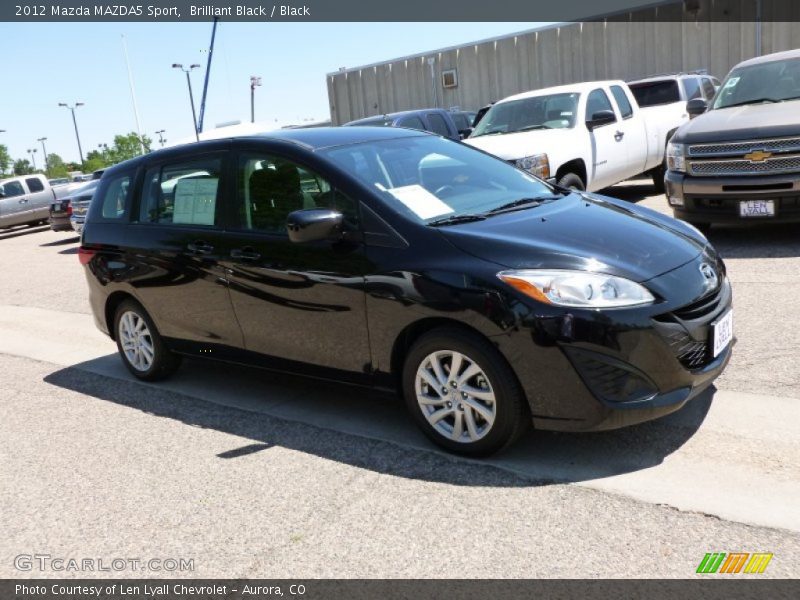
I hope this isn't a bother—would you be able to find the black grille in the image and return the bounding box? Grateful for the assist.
[672,288,722,321]
[666,330,709,370]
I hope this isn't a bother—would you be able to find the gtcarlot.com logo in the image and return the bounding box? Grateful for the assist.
[14,554,194,572]
[697,552,773,574]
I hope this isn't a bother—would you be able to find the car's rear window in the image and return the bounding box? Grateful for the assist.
[629,80,681,106]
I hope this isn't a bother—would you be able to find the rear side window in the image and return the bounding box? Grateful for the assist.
[629,80,681,106]
[139,158,222,226]
[25,177,44,192]
[396,116,426,131]
[682,77,702,100]
[610,86,634,118]
[99,174,132,220]
[426,113,451,136]
[585,89,616,122]
[1,180,25,197]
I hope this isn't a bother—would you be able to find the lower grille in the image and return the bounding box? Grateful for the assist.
[566,349,657,404]
[666,330,709,370]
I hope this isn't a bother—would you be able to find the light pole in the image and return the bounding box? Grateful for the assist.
[155,129,166,147]
[37,137,49,174]
[250,76,262,123]
[98,143,109,162]
[27,148,38,171]
[58,102,85,164]
[172,63,201,141]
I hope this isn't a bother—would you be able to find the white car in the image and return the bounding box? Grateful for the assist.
[466,80,685,193]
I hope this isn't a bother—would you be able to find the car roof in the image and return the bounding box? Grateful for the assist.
[495,80,626,105]
[346,108,445,125]
[628,73,704,84]
[734,48,800,69]
[102,126,430,175]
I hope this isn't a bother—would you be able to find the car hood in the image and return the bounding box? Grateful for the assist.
[439,193,706,282]
[675,100,800,144]
[465,128,575,161]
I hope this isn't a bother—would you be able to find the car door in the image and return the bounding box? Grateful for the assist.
[0,179,31,227]
[610,84,648,176]
[220,143,372,378]
[124,149,244,355]
[425,112,458,140]
[584,87,627,190]
[24,176,52,220]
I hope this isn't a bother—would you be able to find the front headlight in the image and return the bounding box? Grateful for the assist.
[666,142,686,173]
[516,153,550,179]
[498,270,655,308]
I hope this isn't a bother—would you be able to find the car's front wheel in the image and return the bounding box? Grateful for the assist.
[114,299,181,381]
[402,327,529,456]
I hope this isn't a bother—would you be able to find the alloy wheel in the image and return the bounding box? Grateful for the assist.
[118,310,155,372]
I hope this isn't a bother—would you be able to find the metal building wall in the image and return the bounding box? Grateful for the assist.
[326,1,800,124]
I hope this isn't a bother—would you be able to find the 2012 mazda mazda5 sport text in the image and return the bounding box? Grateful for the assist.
[80,127,733,456]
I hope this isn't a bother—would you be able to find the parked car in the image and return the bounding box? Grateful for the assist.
[466,80,685,192]
[344,108,461,140]
[80,127,732,456]
[450,110,478,138]
[628,72,719,111]
[665,49,800,229]
[48,177,70,186]
[0,174,56,228]
[49,180,99,232]
[473,102,495,127]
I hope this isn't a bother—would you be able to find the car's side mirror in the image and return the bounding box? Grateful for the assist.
[687,98,708,118]
[287,208,343,243]
[586,110,616,131]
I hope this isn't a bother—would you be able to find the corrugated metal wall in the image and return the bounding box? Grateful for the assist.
[327,2,800,124]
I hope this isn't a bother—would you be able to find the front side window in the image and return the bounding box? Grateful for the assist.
[682,77,702,100]
[471,93,580,136]
[426,113,451,136]
[321,135,557,224]
[397,116,426,131]
[1,180,25,198]
[237,154,357,234]
[610,86,634,118]
[701,78,716,100]
[585,89,616,122]
[139,158,222,226]
[713,58,800,109]
[25,177,44,192]
[100,173,132,220]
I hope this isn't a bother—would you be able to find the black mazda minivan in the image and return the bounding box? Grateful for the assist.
[80,127,733,456]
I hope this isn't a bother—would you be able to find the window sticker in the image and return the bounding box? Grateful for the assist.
[723,76,740,89]
[387,184,454,220]
[173,178,218,225]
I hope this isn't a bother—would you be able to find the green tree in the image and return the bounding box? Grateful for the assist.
[45,153,69,179]
[0,144,11,177]
[106,132,152,165]
[82,157,105,173]
[13,159,34,175]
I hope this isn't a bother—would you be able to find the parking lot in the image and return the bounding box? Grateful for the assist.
[1,181,799,578]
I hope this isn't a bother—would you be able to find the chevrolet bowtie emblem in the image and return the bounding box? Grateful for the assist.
[744,150,773,162]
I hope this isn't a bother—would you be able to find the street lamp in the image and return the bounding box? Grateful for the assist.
[37,137,49,173]
[27,148,38,171]
[250,76,262,123]
[58,102,85,164]
[155,129,166,147]
[172,63,201,141]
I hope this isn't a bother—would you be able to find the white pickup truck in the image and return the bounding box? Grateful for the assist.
[465,80,685,193]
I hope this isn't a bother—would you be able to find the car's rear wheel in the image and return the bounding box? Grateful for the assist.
[402,327,529,456]
[114,299,181,381]
[557,172,585,191]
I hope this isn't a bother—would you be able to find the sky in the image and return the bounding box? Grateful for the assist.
[0,22,548,166]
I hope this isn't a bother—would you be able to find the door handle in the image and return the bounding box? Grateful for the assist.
[230,247,261,261]
[18,198,28,204]
[186,240,214,255]
[614,131,625,141]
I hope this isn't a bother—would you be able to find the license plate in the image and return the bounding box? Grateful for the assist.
[712,309,733,358]
[739,200,775,217]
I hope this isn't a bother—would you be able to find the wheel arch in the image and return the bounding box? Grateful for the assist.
[555,159,587,187]
[104,291,138,341]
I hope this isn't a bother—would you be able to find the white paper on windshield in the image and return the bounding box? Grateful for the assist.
[173,178,218,225]
[388,185,454,220]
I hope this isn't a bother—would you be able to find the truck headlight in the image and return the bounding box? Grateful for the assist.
[498,270,655,309]
[516,153,550,179]
[667,142,686,173]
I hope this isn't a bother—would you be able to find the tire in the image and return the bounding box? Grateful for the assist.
[557,172,585,191]
[401,327,529,456]
[114,299,182,381]
[651,164,666,194]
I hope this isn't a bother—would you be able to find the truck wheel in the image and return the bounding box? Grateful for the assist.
[651,164,666,194]
[557,173,585,191]
[402,327,529,456]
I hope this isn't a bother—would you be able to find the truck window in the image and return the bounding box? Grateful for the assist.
[586,89,616,121]
[629,80,681,106]
[701,78,716,99]
[25,177,45,193]
[426,113,451,137]
[682,77,702,100]
[396,116,426,131]
[1,180,25,198]
[610,86,634,118]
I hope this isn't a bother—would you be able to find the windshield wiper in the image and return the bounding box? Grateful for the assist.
[427,214,487,227]
[514,124,553,132]
[484,196,560,215]
[720,97,780,109]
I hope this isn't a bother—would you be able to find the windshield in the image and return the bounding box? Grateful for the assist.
[713,57,800,109]
[629,80,681,106]
[320,135,557,223]
[471,93,580,137]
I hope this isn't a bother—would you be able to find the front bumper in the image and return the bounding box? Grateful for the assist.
[665,170,800,224]
[494,256,733,432]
